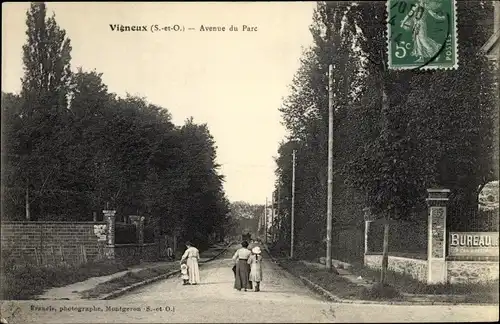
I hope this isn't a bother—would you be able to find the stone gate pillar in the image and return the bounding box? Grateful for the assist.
[103,209,116,259]
[363,207,375,255]
[426,189,450,284]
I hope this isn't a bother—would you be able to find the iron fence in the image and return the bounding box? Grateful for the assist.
[447,204,499,232]
[115,223,138,244]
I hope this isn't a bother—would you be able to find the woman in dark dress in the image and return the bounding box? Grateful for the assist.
[232,241,252,291]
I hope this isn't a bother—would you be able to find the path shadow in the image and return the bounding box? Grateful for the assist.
[197,281,233,285]
[256,290,309,294]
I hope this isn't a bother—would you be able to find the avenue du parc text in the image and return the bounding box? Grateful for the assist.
[109,24,258,33]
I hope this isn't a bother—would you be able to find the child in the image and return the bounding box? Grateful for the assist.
[248,246,263,292]
[180,262,189,285]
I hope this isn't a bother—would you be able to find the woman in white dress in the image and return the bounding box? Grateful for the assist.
[180,241,200,285]
[248,246,263,292]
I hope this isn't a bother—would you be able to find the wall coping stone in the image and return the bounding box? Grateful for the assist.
[113,243,158,248]
[365,254,427,264]
[447,260,499,264]
[114,244,141,248]
[427,189,451,193]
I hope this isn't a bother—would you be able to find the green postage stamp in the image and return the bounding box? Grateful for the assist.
[387,0,458,70]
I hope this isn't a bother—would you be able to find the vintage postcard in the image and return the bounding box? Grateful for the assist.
[1,1,499,323]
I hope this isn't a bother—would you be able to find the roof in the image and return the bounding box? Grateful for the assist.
[480,28,500,58]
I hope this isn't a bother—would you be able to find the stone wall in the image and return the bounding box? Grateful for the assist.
[447,261,499,284]
[365,256,500,284]
[1,221,107,266]
[113,244,142,264]
[364,254,428,282]
[1,218,162,268]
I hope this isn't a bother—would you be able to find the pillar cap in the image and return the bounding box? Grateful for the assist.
[427,188,450,201]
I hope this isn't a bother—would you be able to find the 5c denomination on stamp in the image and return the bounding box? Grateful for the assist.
[387,0,458,70]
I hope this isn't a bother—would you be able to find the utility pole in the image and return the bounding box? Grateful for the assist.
[271,192,275,243]
[291,149,296,259]
[265,197,268,244]
[277,183,281,242]
[326,64,334,271]
[276,181,281,238]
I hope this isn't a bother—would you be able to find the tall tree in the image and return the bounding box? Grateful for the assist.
[274,1,367,260]
[21,2,73,114]
[11,2,74,220]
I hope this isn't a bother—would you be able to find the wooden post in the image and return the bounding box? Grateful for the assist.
[291,149,296,259]
[380,218,390,284]
[82,245,88,263]
[59,245,64,263]
[326,64,334,271]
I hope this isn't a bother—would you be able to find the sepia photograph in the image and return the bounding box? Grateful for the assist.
[1,1,499,323]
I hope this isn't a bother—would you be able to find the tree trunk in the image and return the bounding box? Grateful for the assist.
[380,218,390,284]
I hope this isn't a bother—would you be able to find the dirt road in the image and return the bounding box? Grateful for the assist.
[4,244,497,323]
[112,244,498,323]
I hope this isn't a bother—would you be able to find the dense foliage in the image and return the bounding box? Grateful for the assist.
[272,1,497,260]
[1,2,231,247]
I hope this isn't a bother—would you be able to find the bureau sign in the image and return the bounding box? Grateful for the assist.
[449,232,499,257]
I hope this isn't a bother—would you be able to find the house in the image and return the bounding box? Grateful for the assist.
[480,1,500,64]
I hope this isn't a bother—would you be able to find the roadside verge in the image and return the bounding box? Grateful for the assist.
[99,242,233,300]
[263,245,499,306]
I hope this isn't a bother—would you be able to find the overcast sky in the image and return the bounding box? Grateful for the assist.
[2,2,315,205]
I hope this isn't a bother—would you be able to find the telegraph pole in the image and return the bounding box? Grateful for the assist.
[271,192,275,243]
[265,197,268,244]
[291,149,296,259]
[277,184,280,242]
[326,64,334,271]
